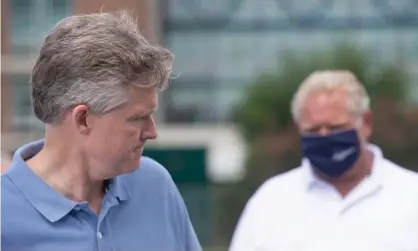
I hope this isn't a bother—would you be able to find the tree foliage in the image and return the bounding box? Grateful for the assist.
[233,44,408,141]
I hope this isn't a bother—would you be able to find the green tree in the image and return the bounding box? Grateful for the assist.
[214,44,418,245]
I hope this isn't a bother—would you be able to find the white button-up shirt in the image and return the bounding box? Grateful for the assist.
[229,145,418,251]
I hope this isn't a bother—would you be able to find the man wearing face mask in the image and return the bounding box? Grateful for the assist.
[229,70,418,251]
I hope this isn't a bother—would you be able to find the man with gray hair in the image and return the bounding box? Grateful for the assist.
[1,12,201,251]
[229,70,418,250]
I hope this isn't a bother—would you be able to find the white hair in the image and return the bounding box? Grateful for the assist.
[291,70,370,121]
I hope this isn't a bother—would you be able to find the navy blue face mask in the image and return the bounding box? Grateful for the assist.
[301,129,361,177]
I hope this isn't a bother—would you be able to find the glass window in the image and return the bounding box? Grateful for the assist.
[166,0,243,20]
[162,0,418,124]
[164,77,218,123]
[10,0,72,56]
[9,74,44,132]
[164,77,247,123]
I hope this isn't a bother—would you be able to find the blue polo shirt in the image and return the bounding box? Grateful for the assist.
[1,140,202,251]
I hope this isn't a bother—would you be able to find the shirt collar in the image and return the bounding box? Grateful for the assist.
[302,143,385,190]
[106,174,131,202]
[6,140,131,222]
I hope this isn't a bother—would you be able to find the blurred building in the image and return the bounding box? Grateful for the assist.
[2,0,418,182]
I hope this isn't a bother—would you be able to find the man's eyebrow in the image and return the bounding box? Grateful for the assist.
[147,107,158,115]
[303,122,348,131]
[139,107,158,117]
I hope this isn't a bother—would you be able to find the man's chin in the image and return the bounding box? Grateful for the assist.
[110,164,139,178]
[133,148,143,158]
[99,159,141,180]
[124,167,139,175]
[127,158,141,171]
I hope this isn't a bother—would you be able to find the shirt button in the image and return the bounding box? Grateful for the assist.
[97,232,103,239]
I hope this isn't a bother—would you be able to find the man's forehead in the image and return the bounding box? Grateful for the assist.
[116,90,158,116]
[129,102,158,114]
[299,92,354,128]
[300,110,351,124]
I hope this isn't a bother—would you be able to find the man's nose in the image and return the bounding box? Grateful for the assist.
[317,127,332,136]
[142,117,158,140]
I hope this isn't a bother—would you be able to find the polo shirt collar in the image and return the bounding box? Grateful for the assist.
[7,140,131,222]
[302,143,385,190]
[107,174,131,201]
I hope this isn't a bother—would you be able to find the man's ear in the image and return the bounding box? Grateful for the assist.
[360,110,373,140]
[71,105,90,134]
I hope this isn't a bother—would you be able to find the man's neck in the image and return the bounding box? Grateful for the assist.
[26,142,105,206]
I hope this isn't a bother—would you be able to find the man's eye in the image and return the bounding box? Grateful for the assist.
[133,115,152,121]
[130,116,145,121]
[305,128,320,134]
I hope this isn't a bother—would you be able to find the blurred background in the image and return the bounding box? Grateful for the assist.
[2,0,418,250]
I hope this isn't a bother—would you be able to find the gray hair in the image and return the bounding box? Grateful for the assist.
[291,70,370,121]
[31,11,174,124]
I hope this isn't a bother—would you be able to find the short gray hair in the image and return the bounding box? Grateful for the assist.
[291,70,370,121]
[31,11,174,123]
